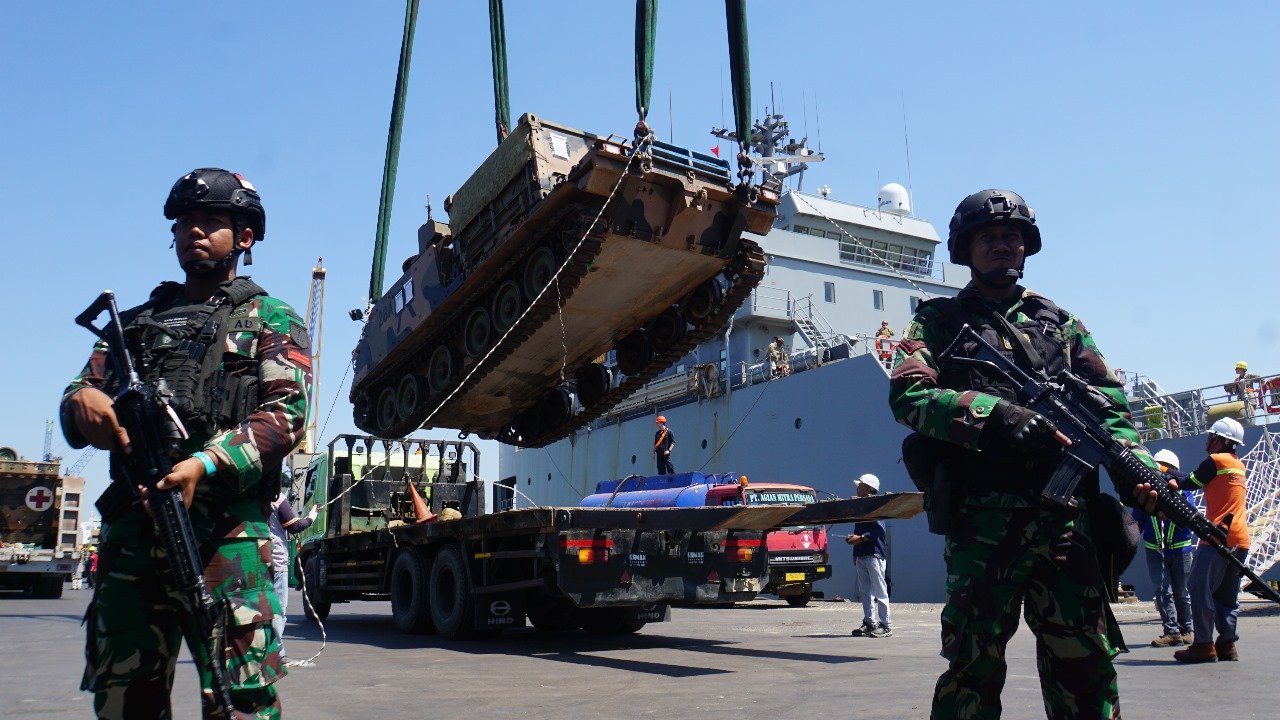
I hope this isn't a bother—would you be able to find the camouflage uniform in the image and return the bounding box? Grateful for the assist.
[890,284,1146,720]
[63,287,310,720]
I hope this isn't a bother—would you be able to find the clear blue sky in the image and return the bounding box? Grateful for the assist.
[2,2,1276,507]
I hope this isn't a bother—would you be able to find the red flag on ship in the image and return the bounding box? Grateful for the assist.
[711,146,720,157]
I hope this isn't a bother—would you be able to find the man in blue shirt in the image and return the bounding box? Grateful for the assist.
[1133,449,1195,646]
[847,474,891,637]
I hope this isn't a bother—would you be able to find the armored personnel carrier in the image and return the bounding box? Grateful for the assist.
[351,113,777,447]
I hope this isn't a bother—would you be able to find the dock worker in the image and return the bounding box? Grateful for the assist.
[654,416,676,475]
[1132,449,1195,647]
[1223,361,1261,424]
[847,473,891,638]
[61,168,310,719]
[890,188,1156,718]
[1172,418,1251,663]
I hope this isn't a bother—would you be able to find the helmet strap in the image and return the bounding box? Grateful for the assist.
[975,267,1022,287]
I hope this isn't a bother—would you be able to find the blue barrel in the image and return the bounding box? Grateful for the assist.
[581,471,740,508]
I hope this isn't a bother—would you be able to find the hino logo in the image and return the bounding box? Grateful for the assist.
[489,600,511,617]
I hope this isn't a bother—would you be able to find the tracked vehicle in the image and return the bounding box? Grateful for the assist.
[351,113,777,446]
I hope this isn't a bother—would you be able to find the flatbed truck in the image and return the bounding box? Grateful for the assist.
[291,435,922,640]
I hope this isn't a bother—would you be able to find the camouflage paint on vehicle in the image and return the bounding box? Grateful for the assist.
[351,113,776,446]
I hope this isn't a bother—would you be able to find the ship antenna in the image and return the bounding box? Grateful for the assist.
[901,89,915,213]
[815,92,823,153]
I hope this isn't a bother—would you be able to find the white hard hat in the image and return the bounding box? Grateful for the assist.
[1209,417,1245,446]
[1152,448,1180,471]
[857,473,880,491]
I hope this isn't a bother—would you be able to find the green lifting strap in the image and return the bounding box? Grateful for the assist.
[724,0,752,151]
[369,0,420,302]
[489,0,511,144]
[634,0,657,120]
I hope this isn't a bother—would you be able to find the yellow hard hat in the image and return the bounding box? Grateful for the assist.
[1235,361,1248,370]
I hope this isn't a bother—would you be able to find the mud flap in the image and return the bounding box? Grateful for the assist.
[473,592,526,632]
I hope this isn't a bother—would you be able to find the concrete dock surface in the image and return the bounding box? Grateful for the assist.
[3,588,1276,719]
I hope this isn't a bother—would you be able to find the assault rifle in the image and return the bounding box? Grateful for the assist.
[76,290,237,717]
[939,323,1280,605]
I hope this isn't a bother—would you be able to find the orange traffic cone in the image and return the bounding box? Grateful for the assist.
[405,477,436,524]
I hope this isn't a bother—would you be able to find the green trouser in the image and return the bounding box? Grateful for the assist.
[931,504,1126,720]
[83,539,284,719]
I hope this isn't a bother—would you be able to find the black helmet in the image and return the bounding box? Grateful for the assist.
[164,168,266,241]
[946,189,1040,265]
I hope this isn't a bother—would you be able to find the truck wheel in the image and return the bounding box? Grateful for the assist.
[575,607,646,635]
[390,550,434,634]
[428,545,476,640]
[784,589,813,608]
[303,555,331,622]
[32,576,64,599]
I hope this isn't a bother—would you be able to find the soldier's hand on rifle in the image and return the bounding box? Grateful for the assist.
[68,387,132,453]
[988,400,1072,451]
[154,457,207,508]
[1131,474,1178,515]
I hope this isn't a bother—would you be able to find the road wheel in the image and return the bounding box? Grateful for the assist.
[615,330,653,376]
[353,392,372,427]
[784,589,813,608]
[682,279,723,323]
[302,554,331,622]
[426,345,458,395]
[462,306,493,359]
[647,307,687,354]
[575,607,646,635]
[428,545,475,640]
[522,246,557,300]
[376,386,398,433]
[574,363,612,408]
[397,374,425,421]
[534,387,573,427]
[526,598,580,633]
[390,550,434,634]
[491,279,524,332]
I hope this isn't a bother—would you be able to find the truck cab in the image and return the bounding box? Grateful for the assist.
[705,481,830,606]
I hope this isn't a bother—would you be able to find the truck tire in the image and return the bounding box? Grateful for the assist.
[575,607,646,635]
[784,589,813,608]
[32,576,64,599]
[428,545,476,640]
[390,549,435,634]
[302,554,331,622]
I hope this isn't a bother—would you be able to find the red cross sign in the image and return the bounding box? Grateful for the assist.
[25,486,54,512]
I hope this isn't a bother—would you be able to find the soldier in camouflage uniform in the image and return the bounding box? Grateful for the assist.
[889,189,1154,720]
[60,168,310,719]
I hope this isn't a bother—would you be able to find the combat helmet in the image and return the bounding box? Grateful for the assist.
[165,168,266,241]
[946,189,1041,265]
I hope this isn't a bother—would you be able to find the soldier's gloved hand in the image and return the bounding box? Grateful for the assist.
[68,387,131,453]
[306,505,320,521]
[1049,529,1073,564]
[988,400,1066,451]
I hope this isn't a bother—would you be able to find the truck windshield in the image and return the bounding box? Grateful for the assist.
[745,489,815,505]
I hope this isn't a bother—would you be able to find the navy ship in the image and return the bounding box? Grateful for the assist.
[499,116,1280,602]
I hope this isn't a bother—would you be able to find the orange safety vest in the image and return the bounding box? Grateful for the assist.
[1191,452,1250,549]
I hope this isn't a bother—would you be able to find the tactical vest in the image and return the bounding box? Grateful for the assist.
[921,292,1099,496]
[124,277,267,439]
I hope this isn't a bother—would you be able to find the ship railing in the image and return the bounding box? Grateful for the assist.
[745,286,793,321]
[1128,371,1280,441]
[602,364,726,419]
